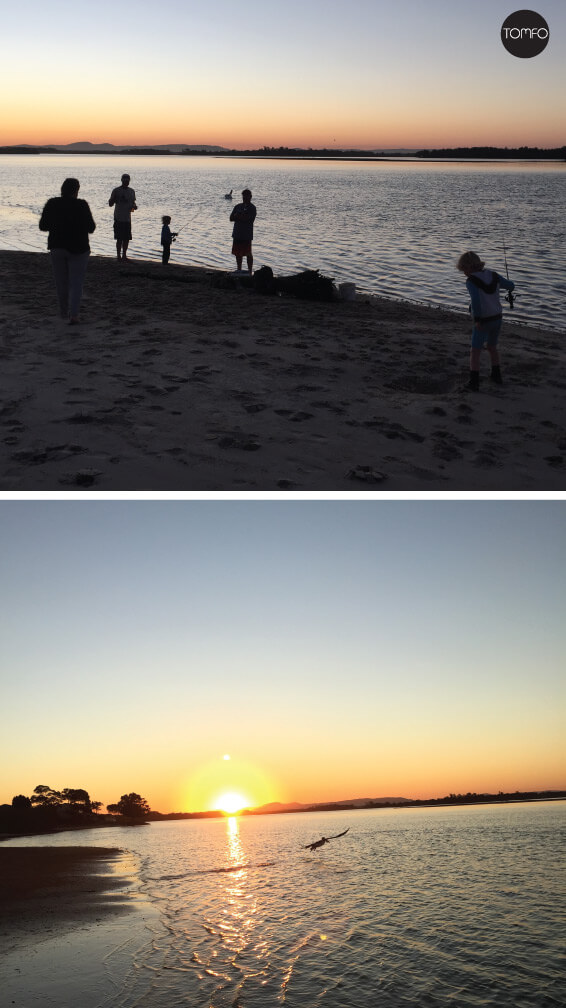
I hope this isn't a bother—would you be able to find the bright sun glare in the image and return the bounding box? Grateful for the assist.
[216,791,249,814]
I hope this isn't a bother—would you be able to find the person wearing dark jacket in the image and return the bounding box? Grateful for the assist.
[39,178,96,324]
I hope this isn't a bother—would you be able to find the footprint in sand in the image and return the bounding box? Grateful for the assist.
[58,468,102,487]
[217,434,261,451]
[11,444,85,464]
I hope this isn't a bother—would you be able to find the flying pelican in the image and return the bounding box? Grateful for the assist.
[304,828,350,852]
[224,189,233,199]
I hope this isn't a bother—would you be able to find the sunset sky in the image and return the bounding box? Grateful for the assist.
[1,500,564,814]
[1,0,564,149]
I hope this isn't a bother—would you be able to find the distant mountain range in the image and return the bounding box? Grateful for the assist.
[152,790,566,821]
[251,797,410,813]
[4,142,561,160]
[0,141,417,156]
[5,141,228,153]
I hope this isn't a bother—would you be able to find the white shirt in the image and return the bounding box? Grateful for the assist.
[110,185,136,222]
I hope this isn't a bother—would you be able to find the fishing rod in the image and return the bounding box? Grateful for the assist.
[169,208,207,240]
[169,195,231,239]
[174,217,195,236]
[502,240,516,309]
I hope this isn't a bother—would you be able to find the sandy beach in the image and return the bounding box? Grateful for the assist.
[1,250,564,492]
[0,845,137,951]
[0,844,158,1007]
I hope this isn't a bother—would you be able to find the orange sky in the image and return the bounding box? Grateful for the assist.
[1,502,564,814]
[1,1,564,150]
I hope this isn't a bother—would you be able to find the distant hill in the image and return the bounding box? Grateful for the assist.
[54,141,228,153]
[0,141,228,154]
[0,142,416,158]
[255,797,410,814]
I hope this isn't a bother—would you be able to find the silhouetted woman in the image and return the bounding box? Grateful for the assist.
[39,178,96,325]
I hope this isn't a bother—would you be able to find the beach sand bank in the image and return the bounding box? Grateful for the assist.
[1,251,564,491]
[0,845,138,951]
[0,845,158,1007]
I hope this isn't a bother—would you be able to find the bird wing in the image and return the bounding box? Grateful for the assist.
[326,828,350,841]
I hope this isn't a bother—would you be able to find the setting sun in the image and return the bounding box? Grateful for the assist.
[182,755,281,814]
[215,791,249,814]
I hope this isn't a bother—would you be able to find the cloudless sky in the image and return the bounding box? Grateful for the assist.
[1,500,564,813]
[1,0,564,147]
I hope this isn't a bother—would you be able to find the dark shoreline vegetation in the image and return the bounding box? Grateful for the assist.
[1,787,564,840]
[1,144,565,160]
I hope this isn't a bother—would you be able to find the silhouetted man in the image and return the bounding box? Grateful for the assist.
[229,188,256,274]
[109,173,137,260]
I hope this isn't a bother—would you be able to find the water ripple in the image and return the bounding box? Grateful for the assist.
[1,155,564,332]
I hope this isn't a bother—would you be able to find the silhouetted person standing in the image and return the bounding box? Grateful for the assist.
[456,251,515,390]
[39,177,96,324]
[109,173,137,260]
[230,188,256,273]
[160,215,177,264]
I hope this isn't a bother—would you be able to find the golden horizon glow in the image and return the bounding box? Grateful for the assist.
[181,756,280,814]
[1,3,564,152]
[1,116,563,151]
[214,791,250,814]
[1,504,564,815]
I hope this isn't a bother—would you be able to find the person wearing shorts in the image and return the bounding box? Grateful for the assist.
[457,251,515,390]
[229,189,256,273]
[109,174,137,260]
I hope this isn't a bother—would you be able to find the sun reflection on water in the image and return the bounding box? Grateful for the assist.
[198,814,272,996]
[226,815,245,867]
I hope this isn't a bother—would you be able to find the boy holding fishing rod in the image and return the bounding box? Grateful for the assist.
[161,216,178,264]
[457,250,515,391]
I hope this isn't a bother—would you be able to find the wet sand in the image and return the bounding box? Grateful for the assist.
[0,846,137,952]
[0,845,157,1007]
[1,250,565,491]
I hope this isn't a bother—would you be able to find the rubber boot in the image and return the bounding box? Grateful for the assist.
[490,365,503,385]
[467,370,480,391]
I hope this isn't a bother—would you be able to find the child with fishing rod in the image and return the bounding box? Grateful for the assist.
[160,216,178,264]
[457,249,516,391]
[159,210,200,263]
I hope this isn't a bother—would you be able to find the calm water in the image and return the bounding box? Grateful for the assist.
[4,802,565,1007]
[0,155,565,332]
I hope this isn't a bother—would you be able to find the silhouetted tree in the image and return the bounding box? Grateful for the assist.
[62,788,92,813]
[31,785,63,807]
[12,794,32,809]
[108,793,151,817]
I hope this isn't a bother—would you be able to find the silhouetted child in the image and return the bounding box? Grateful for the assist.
[457,251,515,390]
[161,216,178,264]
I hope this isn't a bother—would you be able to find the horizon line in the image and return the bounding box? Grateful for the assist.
[2,141,565,153]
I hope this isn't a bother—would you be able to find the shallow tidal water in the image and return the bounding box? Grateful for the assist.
[4,801,565,1007]
[0,154,564,332]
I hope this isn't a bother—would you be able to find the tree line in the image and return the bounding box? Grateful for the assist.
[1,784,151,836]
[416,146,566,159]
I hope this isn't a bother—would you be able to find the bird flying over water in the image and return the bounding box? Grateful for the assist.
[304,828,350,851]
